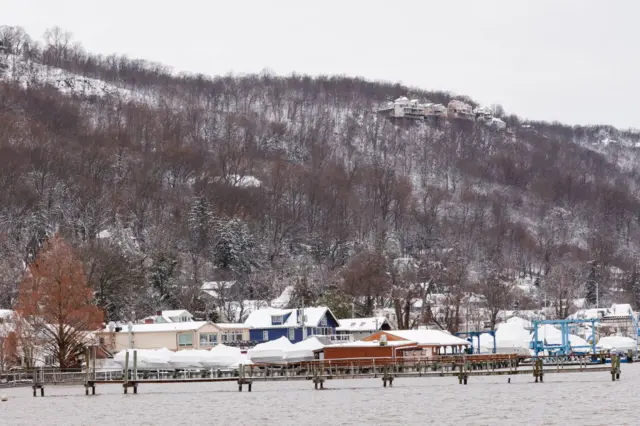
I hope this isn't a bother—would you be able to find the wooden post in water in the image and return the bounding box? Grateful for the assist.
[123,351,129,394]
[610,355,621,381]
[133,350,138,381]
[84,348,91,396]
[92,346,97,382]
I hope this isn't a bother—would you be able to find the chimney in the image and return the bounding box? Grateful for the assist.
[144,318,154,324]
[156,310,162,316]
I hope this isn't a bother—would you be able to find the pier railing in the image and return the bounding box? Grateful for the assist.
[17,350,624,397]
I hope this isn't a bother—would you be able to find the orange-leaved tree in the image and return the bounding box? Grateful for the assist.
[15,235,104,369]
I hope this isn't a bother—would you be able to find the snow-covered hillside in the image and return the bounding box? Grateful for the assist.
[0,54,144,102]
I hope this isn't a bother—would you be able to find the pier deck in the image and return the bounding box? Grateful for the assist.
[27,352,623,396]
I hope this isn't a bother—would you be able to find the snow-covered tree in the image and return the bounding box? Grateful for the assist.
[214,218,256,275]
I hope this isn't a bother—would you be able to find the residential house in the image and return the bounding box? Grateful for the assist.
[201,281,270,322]
[99,321,223,352]
[447,100,474,120]
[215,323,252,345]
[599,304,637,338]
[244,307,339,343]
[377,97,425,119]
[336,317,391,341]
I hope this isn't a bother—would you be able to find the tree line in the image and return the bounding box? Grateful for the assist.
[1,25,640,335]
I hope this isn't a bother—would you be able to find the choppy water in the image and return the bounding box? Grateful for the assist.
[1,365,637,426]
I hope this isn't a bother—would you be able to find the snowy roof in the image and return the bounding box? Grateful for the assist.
[201,281,236,299]
[243,307,335,329]
[162,310,193,318]
[215,323,250,329]
[332,340,412,348]
[0,309,14,320]
[336,317,389,332]
[473,106,492,115]
[568,308,607,320]
[383,330,470,346]
[607,304,634,317]
[108,321,210,333]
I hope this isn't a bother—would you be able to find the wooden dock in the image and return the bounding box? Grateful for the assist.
[29,352,624,396]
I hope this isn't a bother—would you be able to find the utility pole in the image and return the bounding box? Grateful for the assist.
[127,322,134,349]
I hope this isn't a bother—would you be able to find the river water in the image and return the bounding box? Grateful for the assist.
[1,365,637,426]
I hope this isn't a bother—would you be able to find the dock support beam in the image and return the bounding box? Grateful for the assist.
[32,384,44,397]
[611,355,621,381]
[237,364,253,392]
[534,359,544,383]
[382,365,394,387]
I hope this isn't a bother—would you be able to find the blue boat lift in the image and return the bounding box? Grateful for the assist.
[531,319,599,357]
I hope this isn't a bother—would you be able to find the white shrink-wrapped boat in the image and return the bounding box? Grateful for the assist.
[201,344,243,369]
[168,349,209,369]
[284,337,324,363]
[597,336,637,353]
[113,348,173,370]
[228,353,254,369]
[247,336,293,365]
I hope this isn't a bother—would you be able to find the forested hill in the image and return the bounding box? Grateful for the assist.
[1,26,640,328]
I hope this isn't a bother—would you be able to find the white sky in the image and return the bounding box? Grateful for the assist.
[4,0,639,128]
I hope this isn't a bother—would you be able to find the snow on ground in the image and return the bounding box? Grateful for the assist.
[213,175,262,188]
[271,286,293,308]
[0,54,145,103]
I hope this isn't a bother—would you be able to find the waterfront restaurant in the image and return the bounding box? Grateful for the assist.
[320,329,470,361]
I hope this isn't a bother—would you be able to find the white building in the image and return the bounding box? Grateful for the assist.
[473,105,493,120]
[336,317,391,340]
[378,97,425,119]
[423,103,447,118]
[447,100,474,120]
[141,310,194,324]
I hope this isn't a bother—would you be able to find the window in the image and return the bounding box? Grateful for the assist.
[262,330,269,341]
[220,332,243,342]
[199,333,217,347]
[319,316,327,327]
[288,328,295,341]
[44,355,55,366]
[178,333,193,347]
[271,315,283,325]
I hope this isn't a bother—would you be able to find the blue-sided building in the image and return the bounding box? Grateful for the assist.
[244,306,339,343]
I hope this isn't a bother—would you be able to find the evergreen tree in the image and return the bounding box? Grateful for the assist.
[585,261,599,307]
[149,251,179,307]
[629,266,640,310]
[214,218,255,274]
[187,196,214,255]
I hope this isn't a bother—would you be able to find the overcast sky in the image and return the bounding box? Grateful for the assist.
[4,0,639,128]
